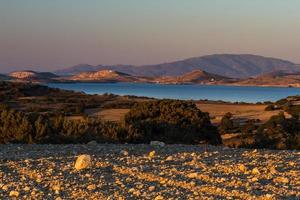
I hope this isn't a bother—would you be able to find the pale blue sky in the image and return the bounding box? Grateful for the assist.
[0,0,300,72]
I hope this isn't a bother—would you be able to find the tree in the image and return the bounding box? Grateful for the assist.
[219,112,235,134]
[123,100,222,145]
[254,112,300,150]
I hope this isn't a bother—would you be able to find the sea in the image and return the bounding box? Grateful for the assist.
[47,82,300,103]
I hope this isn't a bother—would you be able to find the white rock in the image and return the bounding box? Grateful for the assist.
[120,150,129,156]
[74,154,92,170]
[150,141,165,147]
[87,140,97,145]
[166,156,173,161]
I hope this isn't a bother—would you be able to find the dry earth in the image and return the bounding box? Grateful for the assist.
[94,104,281,124]
[0,144,299,200]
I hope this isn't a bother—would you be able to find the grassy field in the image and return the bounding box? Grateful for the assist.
[92,103,282,124]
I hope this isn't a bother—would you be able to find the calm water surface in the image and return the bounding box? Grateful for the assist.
[47,83,300,103]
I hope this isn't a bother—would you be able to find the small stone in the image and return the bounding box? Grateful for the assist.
[252,167,260,175]
[288,162,295,166]
[166,156,173,161]
[148,186,155,192]
[273,177,289,184]
[238,164,247,173]
[269,166,277,174]
[133,190,141,196]
[87,140,97,145]
[190,181,196,187]
[251,177,258,182]
[52,184,60,191]
[187,172,198,179]
[74,154,92,170]
[149,151,156,158]
[265,194,273,199]
[154,195,164,200]
[129,188,135,193]
[9,191,19,197]
[87,184,96,191]
[120,150,129,156]
[23,186,30,192]
[2,185,8,191]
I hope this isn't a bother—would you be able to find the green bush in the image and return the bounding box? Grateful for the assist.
[219,112,235,134]
[123,100,221,144]
[253,112,300,150]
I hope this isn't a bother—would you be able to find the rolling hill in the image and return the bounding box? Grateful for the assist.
[155,70,234,84]
[67,70,150,83]
[234,71,300,87]
[55,54,300,78]
[9,71,59,82]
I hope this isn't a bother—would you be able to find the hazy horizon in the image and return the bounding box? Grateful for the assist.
[1,0,300,73]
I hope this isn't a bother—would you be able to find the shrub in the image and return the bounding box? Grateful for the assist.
[253,112,300,150]
[265,104,275,111]
[123,100,221,144]
[219,112,234,134]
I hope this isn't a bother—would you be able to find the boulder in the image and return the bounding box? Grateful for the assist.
[74,154,92,170]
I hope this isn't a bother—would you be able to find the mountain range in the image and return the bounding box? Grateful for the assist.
[54,54,300,79]
[3,54,300,87]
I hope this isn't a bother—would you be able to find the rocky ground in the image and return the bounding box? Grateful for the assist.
[0,144,299,200]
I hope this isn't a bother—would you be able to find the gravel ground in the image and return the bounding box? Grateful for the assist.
[0,144,299,200]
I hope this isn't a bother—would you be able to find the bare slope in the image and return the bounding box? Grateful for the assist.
[155,70,234,84]
[9,70,58,82]
[235,71,300,87]
[68,70,150,83]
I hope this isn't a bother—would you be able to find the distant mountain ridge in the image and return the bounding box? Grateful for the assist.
[54,54,300,78]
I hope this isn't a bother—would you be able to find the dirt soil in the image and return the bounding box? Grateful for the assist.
[0,144,299,199]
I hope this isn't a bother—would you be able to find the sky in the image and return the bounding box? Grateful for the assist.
[0,0,300,73]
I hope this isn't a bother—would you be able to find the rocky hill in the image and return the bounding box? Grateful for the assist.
[235,71,300,87]
[55,54,300,78]
[155,70,234,84]
[9,71,58,82]
[68,70,150,83]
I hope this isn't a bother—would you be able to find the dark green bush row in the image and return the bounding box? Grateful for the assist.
[0,100,222,145]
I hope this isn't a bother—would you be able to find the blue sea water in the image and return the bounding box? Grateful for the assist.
[47,83,300,103]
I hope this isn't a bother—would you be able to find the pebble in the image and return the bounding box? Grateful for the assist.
[148,186,155,192]
[252,167,260,175]
[87,184,96,191]
[0,144,299,199]
[148,151,156,158]
[9,191,19,197]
